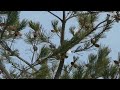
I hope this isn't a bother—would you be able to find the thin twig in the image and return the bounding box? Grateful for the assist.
[10,37,16,48]
[56,32,60,38]
[15,55,37,72]
[66,14,78,21]
[48,11,62,22]
[31,51,35,64]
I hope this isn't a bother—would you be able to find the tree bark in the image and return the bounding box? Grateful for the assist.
[54,60,64,79]
[54,11,66,79]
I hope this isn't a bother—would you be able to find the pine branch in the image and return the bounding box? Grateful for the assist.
[66,17,109,52]
[15,55,37,72]
[25,14,113,74]
[0,25,8,39]
[0,40,37,72]
[26,18,109,71]
[0,60,13,79]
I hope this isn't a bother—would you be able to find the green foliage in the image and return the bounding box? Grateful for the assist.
[35,62,51,79]
[39,46,51,59]
[24,31,35,45]
[60,65,71,79]
[0,11,120,79]
[51,20,59,32]
[16,19,28,31]
[72,66,84,79]
[25,21,50,45]
[69,26,76,36]
[70,46,119,79]
[29,21,41,31]
[6,11,20,26]
[102,65,118,79]
[77,12,98,31]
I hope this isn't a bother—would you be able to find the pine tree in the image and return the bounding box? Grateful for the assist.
[69,46,119,79]
[0,11,120,79]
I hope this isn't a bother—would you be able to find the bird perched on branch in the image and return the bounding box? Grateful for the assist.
[70,57,78,68]
[49,43,56,49]
[114,60,120,66]
[71,62,78,68]
[33,45,38,51]
[91,38,100,48]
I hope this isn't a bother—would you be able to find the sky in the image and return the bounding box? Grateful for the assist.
[1,11,120,78]
[9,11,120,67]
[19,11,79,64]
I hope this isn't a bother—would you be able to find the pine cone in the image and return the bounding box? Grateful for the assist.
[7,26,17,31]
[15,31,21,37]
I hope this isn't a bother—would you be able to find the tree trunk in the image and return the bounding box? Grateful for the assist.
[54,11,66,79]
[54,60,64,79]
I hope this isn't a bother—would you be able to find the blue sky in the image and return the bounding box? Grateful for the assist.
[18,11,78,65]
[16,11,120,65]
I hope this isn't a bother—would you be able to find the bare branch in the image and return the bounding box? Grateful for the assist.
[48,11,62,22]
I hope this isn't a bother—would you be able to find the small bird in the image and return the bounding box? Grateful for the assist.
[71,62,78,68]
[71,62,74,66]
[49,44,56,49]
[114,60,119,65]
[91,38,100,48]
[91,38,96,44]
[33,32,37,38]
[65,55,68,58]
[33,45,38,51]
[51,30,56,33]
[85,64,90,67]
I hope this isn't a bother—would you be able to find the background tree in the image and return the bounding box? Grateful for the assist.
[69,47,119,79]
[0,11,120,79]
